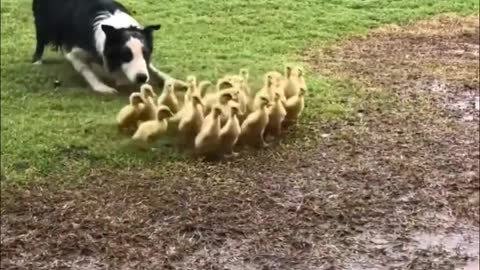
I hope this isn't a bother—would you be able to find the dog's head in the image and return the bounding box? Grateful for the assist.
[101,24,160,84]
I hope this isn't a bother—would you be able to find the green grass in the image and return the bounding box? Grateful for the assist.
[1,0,478,183]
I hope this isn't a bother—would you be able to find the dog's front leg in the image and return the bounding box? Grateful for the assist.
[148,63,188,91]
[65,48,117,94]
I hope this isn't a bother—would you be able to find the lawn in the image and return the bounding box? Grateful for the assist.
[1,0,478,184]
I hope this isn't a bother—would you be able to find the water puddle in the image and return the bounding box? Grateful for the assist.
[345,227,479,270]
[413,230,479,270]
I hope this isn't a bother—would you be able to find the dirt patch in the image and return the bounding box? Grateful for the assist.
[304,13,480,269]
[2,14,480,270]
[306,14,480,123]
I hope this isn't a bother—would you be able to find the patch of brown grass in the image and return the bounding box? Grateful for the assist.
[306,14,479,122]
[308,14,479,86]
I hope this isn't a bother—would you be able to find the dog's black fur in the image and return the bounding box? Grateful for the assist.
[33,0,126,62]
[101,24,159,75]
[31,0,170,93]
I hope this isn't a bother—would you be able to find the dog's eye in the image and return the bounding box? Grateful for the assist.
[108,48,132,62]
[118,48,133,62]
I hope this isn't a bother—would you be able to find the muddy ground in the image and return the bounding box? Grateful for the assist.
[1,15,479,270]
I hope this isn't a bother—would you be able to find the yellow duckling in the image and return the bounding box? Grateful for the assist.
[177,95,205,148]
[197,80,213,97]
[185,75,212,102]
[194,105,223,158]
[283,65,307,99]
[211,75,247,124]
[169,83,211,129]
[265,92,287,139]
[137,83,158,122]
[116,92,146,134]
[239,96,271,148]
[284,88,306,127]
[202,87,238,116]
[220,68,252,96]
[157,79,180,113]
[239,68,252,96]
[296,67,307,92]
[266,70,287,103]
[252,74,279,111]
[183,75,197,103]
[219,101,241,157]
[216,90,241,126]
[186,75,197,88]
[222,73,251,119]
[132,105,174,147]
[216,76,235,91]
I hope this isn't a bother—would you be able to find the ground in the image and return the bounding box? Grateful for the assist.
[1,1,479,270]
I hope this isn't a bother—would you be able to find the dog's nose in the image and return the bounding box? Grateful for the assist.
[135,73,148,84]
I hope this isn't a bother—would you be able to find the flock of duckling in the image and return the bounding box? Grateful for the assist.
[116,65,307,159]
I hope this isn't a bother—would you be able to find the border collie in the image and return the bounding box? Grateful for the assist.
[32,0,182,94]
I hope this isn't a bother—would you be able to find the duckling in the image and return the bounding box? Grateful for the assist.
[265,92,287,139]
[219,70,252,116]
[177,95,205,148]
[283,87,306,127]
[264,71,283,89]
[198,80,213,96]
[184,75,212,101]
[221,68,252,96]
[183,75,197,102]
[116,92,146,134]
[157,79,180,113]
[296,67,307,91]
[169,83,213,127]
[202,87,238,115]
[265,70,287,101]
[132,105,174,147]
[239,68,252,96]
[219,101,241,157]
[216,90,244,127]
[138,84,158,122]
[140,83,157,103]
[216,76,235,91]
[186,75,197,87]
[187,80,212,101]
[283,65,307,99]
[217,75,249,120]
[239,96,271,148]
[252,74,277,111]
[194,105,223,158]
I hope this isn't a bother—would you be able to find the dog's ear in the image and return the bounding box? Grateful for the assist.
[102,25,121,39]
[143,24,161,35]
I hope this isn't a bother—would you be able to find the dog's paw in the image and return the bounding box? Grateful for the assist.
[94,85,118,94]
[32,60,43,65]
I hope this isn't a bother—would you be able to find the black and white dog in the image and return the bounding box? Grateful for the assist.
[32,0,183,94]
